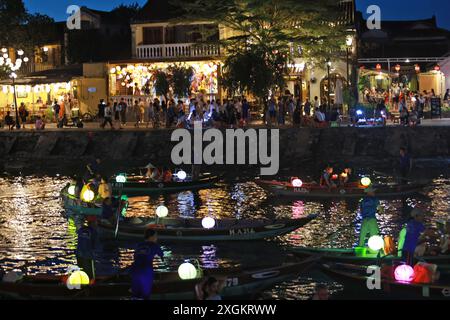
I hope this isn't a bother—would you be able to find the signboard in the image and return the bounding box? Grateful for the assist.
[430,98,442,119]
[87,87,97,93]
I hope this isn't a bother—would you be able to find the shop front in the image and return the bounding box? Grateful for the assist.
[108,60,221,105]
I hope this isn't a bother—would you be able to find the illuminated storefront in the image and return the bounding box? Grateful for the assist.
[108,60,221,101]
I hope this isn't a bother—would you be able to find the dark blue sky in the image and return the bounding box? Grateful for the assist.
[24,0,450,30]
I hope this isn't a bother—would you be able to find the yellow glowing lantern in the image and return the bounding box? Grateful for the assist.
[361,177,372,187]
[178,262,197,280]
[67,270,90,288]
[81,189,95,202]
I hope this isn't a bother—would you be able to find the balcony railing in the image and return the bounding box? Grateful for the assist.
[136,43,220,60]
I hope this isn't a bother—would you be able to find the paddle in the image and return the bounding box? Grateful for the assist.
[114,184,124,239]
[373,170,416,183]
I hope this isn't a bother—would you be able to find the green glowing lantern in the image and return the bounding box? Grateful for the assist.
[178,262,197,280]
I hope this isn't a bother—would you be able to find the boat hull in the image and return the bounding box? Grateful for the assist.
[256,180,427,199]
[0,259,318,300]
[98,216,316,242]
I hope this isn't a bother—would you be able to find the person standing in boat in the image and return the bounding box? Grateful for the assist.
[401,208,435,265]
[85,159,102,182]
[76,217,97,280]
[358,187,381,248]
[398,147,413,183]
[130,229,164,300]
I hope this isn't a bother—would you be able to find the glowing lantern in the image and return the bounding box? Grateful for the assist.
[67,270,90,288]
[368,235,384,251]
[376,64,381,71]
[68,185,76,196]
[291,178,303,188]
[394,264,415,282]
[178,262,197,280]
[394,64,401,72]
[110,67,116,74]
[156,205,168,218]
[81,189,95,202]
[177,170,187,181]
[361,177,372,187]
[434,65,440,72]
[415,64,420,73]
[332,174,339,180]
[202,217,216,229]
[116,174,127,183]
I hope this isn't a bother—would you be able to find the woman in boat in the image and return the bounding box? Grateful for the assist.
[320,165,336,189]
[339,168,353,187]
[130,229,164,300]
[162,167,173,183]
[98,177,112,200]
[202,277,225,301]
[358,187,381,248]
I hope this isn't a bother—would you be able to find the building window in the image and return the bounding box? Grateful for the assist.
[143,27,163,45]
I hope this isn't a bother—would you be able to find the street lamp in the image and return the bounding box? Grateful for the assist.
[0,48,29,129]
[346,36,353,87]
[326,59,332,110]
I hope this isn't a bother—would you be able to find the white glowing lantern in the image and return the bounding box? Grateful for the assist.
[178,262,197,280]
[2,86,8,94]
[81,189,95,202]
[292,178,303,188]
[368,235,384,251]
[202,217,216,229]
[156,205,169,218]
[177,170,187,181]
[25,85,31,93]
[23,57,29,63]
[110,67,116,74]
[115,174,127,183]
[66,82,71,91]
[361,177,372,187]
[68,186,76,196]
[45,85,51,93]
[34,86,39,93]
[395,265,415,282]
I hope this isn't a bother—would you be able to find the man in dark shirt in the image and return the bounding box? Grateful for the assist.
[76,217,97,279]
[118,98,128,128]
[131,229,164,300]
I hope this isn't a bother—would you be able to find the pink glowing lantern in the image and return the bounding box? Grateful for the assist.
[394,265,415,282]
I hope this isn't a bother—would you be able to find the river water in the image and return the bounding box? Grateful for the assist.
[0,165,448,300]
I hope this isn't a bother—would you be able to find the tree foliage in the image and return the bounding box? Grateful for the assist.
[154,70,170,99]
[172,0,348,99]
[168,64,194,98]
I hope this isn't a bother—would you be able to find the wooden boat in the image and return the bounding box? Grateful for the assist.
[291,247,450,266]
[320,262,450,300]
[97,215,317,242]
[60,186,125,217]
[256,180,427,199]
[0,257,318,300]
[110,173,222,195]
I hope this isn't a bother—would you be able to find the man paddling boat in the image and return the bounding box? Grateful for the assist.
[76,217,97,280]
[130,229,165,300]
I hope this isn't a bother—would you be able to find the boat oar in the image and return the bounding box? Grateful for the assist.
[114,185,124,239]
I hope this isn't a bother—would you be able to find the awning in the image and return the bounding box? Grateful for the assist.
[0,65,83,86]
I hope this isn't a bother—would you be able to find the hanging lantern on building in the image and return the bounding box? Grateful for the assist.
[414,64,421,73]
[394,64,401,72]
[376,64,382,71]
[434,64,441,72]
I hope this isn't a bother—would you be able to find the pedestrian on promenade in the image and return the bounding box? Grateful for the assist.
[118,98,128,129]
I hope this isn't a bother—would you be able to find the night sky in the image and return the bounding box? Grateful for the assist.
[24,0,450,30]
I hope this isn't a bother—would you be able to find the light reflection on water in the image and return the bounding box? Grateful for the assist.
[0,170,448,300]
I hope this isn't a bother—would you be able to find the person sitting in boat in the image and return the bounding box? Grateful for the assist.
[401,208,435,266]
[339,168,353,186]
[198,277,225,301]
[149,168,162,182]
[101,198,114,221]
[76,217,97,280]
[358,187,381,248]
[98,177,112,200]
[130,229,164,300]
[320,165,336,189]
[310,284,330,300]
[162,167,173,183]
